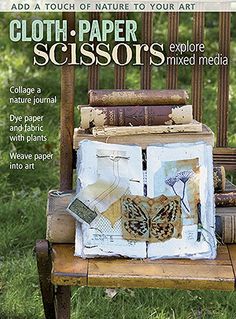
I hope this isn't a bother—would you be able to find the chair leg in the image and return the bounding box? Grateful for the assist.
[36,240,56,319]
[55,286,71,319]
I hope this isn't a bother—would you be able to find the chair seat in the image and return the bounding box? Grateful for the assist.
[51,244,236,291]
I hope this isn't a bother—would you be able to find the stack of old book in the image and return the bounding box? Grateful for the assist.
[79,89,202,136]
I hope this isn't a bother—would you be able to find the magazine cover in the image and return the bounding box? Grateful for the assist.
[1,1,236,318]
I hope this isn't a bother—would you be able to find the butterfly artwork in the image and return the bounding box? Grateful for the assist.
[121,195,183,242]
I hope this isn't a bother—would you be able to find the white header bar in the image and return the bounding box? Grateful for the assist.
[1,0,236,12]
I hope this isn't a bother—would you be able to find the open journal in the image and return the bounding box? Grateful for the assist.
[67,140,216,259]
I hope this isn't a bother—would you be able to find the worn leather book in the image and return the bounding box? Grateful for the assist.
[73,124,215,150]
[215,180,236,243]
[215,192,236,207]
[216,207,236,243]
[213,166,226,193]
[92,122,202,137]
[79,104,193,129]
[88,89,189,106]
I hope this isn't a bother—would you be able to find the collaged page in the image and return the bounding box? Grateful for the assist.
[147,142,216,259]
[73,140,146,258]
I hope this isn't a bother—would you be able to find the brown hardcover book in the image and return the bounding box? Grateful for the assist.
[215,181,236,243]
[79,104,193,129]
[216,207,236,243]
[215,192,236,207]
[213,166,226,193]
[88,89,189,106]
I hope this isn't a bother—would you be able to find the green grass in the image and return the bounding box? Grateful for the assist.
[70,287,236,319]
[1,190,236,319]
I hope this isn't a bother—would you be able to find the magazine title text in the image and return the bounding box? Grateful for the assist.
[9,19,165,66]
